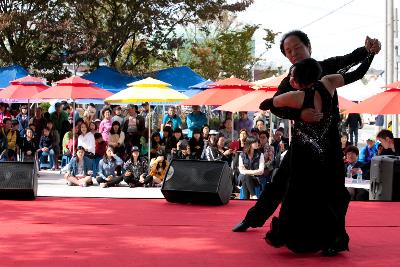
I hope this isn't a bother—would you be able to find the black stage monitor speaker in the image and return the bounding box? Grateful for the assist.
[369,155,400,201]
[161,159,233,205]
[0,161,37,200]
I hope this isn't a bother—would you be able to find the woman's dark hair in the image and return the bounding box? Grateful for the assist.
[101,108,112,116]
[155,149,167,169]
[208,134,219,148]
[173,127,182,134]
[75,146,86,162]
[89,121,97,131]
[291,58,322,87]
[259,130,270,140]
[151,132,161,148]
[341,132,349,139]
[80,122,89,133]
[377,129,394,140]
[163,126,172,138]
[110,121,121,135]
[280,30,311,56]
[243,135,258,155]
[103,145,116,162]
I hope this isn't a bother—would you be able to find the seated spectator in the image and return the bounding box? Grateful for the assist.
[93,133,107,177]
[0,102,12,127]
[341,132,352,160]
[219,118,238,146]
[2,118,18,160]
[63,124,79,156]
[38,127,56,170]
[19,127,38,161]
[150,131,163,159]
[141,150,169,187]
[271,128,284,159]
[29,107,46,139]
[108,121,125,157]
[345,145,368,200]
[89,121,98,135]
[189,128,204,159]
[161,106,182,131]
[204,134,233,163]
[250,128,260,139]
[46,120,60,169]
[64,146,93,187]
[258,130,274,185]
[123,146,148,188]
[377,129,400,156]
[238,136,265,200]
[78,122,96,158]
[359,138,378,166]
[0,128,8,161]
[166,127,183,154]
[161,126,172,147]
[139,128,149,157]
[255,119,266,132]
[171,139,193,160]
[97,146,123,188]
[202,124,210,141]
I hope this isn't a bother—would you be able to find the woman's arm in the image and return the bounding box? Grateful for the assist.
[273,91,305,109]
[118,131,125,146]
[247,153,265,176]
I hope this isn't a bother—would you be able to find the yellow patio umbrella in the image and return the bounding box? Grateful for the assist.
[105,77,188,103]
[105,77,189,160]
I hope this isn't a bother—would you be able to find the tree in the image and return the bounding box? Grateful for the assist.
[179,18,279,81]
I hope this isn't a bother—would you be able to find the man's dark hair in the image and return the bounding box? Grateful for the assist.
[259,130,269,139]
[291,58,322,87]
[345,145,359,156]
[377,129,394,140]
[94,132,103,140]
[280,30,311,56]
[256,119,265,125]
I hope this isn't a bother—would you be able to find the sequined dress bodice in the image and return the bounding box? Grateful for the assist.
[293,82,333,161]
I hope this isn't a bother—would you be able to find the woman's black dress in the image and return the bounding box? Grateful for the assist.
[277,81,349,253]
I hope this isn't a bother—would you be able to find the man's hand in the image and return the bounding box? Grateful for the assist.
[124,171,131,177]
[300,108,323,123]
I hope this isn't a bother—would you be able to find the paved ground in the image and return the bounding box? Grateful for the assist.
[36,124,377,199]
[37,170,164,199]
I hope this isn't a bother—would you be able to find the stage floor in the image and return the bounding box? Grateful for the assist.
[1,198,399,267]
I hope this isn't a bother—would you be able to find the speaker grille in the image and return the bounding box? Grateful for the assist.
[163,160,226,192]
[0,161,36,199]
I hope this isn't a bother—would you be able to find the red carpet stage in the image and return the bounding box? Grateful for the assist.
[1,198,399,267]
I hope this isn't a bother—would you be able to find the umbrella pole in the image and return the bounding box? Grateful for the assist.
[148,111,151,161]
[269,111,273,144]
[394,115,399,137]
[288,120,292,145]
[27,99,30,126]
[72,101,76,156]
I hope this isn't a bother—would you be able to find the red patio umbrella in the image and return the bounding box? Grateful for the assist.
[344,88,400,114]
[33,75,113,154]
[338,96,356,110]
[180,77,254,106]
[0,75,48,101]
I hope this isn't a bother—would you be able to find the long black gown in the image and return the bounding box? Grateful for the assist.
[277,81,349,253]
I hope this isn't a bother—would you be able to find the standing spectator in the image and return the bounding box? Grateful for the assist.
[270,128,284,158]
[29,107,46,139]
[2,118,17,160]
[219,118,238,146]
[78,122,96,156]
[234,111,253,133]
[99,108,113,143]
[238,136,265,200]
[108,121,125,157]
[161,106,182,131]
[16,104,29,136]
[375,115,384,134]
[186,105,207,138]
[97,146,123,188]
[112,106,125,126]
[376,129,400,156]
[65,146,93,187]
[123,146,148,187]
[123,104,145,151]
[50,102,68,140]
[141,103,159,132]
[19,127,38,161]
[189,128,204,159]
[345,113,363,146]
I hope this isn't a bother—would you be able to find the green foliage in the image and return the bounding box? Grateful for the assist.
[39,102,51,112]
[178,15,279,81]
[0,0,254,78]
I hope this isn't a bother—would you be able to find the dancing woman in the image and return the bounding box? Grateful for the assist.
[262,53,374,255]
